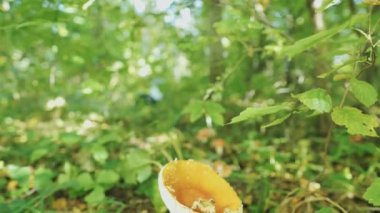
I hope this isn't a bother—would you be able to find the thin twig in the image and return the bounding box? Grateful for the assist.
[161,149,173,162]
[339,86,350,108]
[322,122,334,170]
[279,188,300,209]
[324,197,348,213]
[203,55,246,101]
[149,160,163,169]
[292,196,348,213]
[358,207,380,212]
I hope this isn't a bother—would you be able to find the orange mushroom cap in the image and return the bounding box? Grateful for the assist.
[158,160,242,213]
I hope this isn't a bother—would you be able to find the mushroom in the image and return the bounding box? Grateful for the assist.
[158,160,243,213]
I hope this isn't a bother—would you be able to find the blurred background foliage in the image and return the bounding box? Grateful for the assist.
[0,0,379,212]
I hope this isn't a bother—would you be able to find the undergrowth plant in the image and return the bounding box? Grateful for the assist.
[184,6,380,212]
[0,0,379,212]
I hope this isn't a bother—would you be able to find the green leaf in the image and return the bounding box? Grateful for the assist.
[331,106,379,137]
[91,145,109,164]
[75,173,94,191]
[183,100,204,123]
[184,100,225,123]
[204,101,225,114]
[136,166,152,183]
[363,178,380,206]
[85,186,105,205]
[30,148,48,162]
[138,178,166,212]
[204,101,225,126]
[262,113,291,129]
[316,207,336,213]
[294,88,332,113]
[57,174,70,185]
[7,165,31,186]
[96,170,120,185]
[59,132,81,146]
[350,78,378,107]
[230,103,292,124]
[190,106,203,122]
[280,14,366,58]
[119,150,152,184]
[96,132,122,144]
[208,111,224,126]
[34,168,54,190]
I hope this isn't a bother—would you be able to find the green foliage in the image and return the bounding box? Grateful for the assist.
[363,178,380,206]
[0,0,379,212]
[34,168,54,190]
[85,186,106,205]
[91,145,109,164]
[293,88,332,114]
[184,100,225,125]
[30,149,49,163]
[230,103,293,124]
[138,178,166,212]
[7,166,31,185]
[74,173,94,191]
[316,207,337,213]
[119,150,152,185]
[96,170,120,186]
[280,14,366,58]
[331,106,379,137]
[350,78,378,107]
[262,113,292,129]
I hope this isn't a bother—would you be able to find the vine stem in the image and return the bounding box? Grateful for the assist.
[322,123,333,168]
[339,85,350,108]
[316,84,349,181]
[317,55,360,180]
